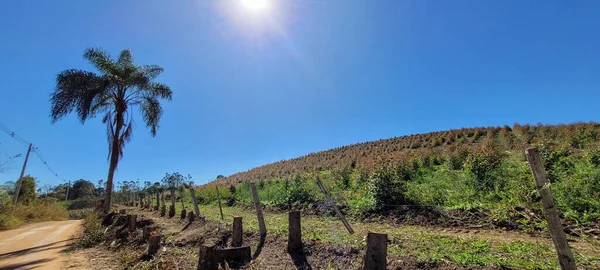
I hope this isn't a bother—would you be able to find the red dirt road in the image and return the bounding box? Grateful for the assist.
[0,220,82,269]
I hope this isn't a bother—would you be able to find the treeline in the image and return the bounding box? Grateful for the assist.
[220,122,600,184]
[195,122,600,228]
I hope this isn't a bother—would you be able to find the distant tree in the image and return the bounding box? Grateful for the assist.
[48,183,68,200]
[95,179,105,197]
[50,48,173,212]
[17,176,37,205]
[0,181,15,206]
[69,179,96,200]
[162,172,185,211]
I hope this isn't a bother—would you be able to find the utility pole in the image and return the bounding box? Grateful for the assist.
[12,143,33,206]
[64,180,70,201]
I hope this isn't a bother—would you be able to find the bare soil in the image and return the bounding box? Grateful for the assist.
[0,220,82,269]
[97,207,500,270]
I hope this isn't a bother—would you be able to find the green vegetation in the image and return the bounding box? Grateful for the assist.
[50,47,173,212]
[73,210,107,249]
[197,123,600,227]
[0,176,68,229]
[191,204,600,269]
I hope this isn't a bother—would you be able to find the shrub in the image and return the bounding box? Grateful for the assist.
[67,197,102,210]
[75,211,107,248]
[369,163,409,209]
[463,147,503,191]
[285,176,315,206]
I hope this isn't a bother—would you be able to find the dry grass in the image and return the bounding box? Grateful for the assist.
[0,198,68,230]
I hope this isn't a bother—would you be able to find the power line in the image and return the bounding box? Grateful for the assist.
[0,121,67,182]
[33,148,67,182]
[0,122,30,147]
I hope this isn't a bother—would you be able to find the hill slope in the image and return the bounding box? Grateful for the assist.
[217,122,600,185]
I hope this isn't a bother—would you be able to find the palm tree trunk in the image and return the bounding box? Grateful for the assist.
[102,115,123,212]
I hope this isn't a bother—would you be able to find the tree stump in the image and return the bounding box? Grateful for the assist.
[114,215,128,227]
[197,245,251,269]
[169,205,176,218]
[181,209,187,220]
[147,234,161,256]
[197,245,215,270]
[188,212,195,223]
[160,205,166,217]
[101,212,117,227]
[128,214,137,233]
[364,232,387,270]
[232,217,243,247]
[287,211,302,253]
[143,227,151,242]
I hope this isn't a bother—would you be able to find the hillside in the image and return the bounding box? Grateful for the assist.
[218,122,600,185]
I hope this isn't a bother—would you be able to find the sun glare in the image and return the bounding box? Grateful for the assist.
[241,0,269,12]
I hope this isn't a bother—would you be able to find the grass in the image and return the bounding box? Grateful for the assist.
[0,199,68,230]
[177,203,600,270]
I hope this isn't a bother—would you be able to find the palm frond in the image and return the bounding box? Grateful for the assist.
[90,89,114,117]
[84,48,118,75]
[119,119,134,157]
[50,69,108,123]
[117,49,133,68]
[140,95,163,136]
[150,82,173,101]
[140,65,164,79]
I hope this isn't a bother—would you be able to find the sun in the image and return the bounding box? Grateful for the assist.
[241,0,269,12]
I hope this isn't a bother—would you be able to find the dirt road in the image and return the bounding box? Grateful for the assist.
[0,220,83,269]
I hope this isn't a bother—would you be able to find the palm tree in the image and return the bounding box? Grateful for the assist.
[50,48,172,212]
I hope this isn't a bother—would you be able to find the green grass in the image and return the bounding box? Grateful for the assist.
[177,203,600,270]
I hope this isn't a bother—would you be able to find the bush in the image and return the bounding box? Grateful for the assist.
[463,147,504,191]
[67,197,102,210]
[369,163,409,209]
[75,211,107,248]
[68,208,95,220]
[285,176,315,206]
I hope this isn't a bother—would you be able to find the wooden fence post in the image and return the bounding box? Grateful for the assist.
[249,183,267,236]
[316,179,354,234]
[189,187,201,217]
[232,216,243,247]
[288,211,302,253]
[216,186,224,220]
[525,148,577,270]
[364,232,387,270]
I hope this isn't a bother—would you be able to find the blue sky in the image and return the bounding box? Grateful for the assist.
[0,0,599,188]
